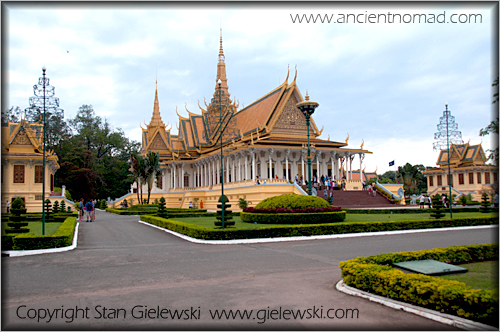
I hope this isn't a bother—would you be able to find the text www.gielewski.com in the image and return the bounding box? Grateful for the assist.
[209,306,359,324]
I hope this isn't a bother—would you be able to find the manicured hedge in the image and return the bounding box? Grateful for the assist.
[106,208,214,217]
[140,215,497,241]
[256,193,330,209]
[339,244,498,326]
[343,207,486,214]
[240,211,346,224]
[10,217,77,250]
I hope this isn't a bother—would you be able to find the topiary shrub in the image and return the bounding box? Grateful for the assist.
[256,193,330,209]
[5,198,29,234]
[215,194,235,228]
[480,192,491,213]
[44,199,54,222]
[60,200,66,213]
[99,199,107,210]
[53,201,60,214]
[157,197,168,218]
[430,194,445,219]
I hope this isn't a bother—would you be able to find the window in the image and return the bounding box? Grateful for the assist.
[469,173,474,184]
[494,172,498,183]
[477,172,482,184]
[429,176,434,187]
[157,175,163,189]
[458,173,464,185]
[448,174,453,186]
[485,172,490,184]
[437,175,442,186]
[35,165,43,183]
[13,165,25,183]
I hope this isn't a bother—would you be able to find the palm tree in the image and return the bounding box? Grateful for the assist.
[144,151,162,204]
[396,163,426,195]
[130,152,146,204]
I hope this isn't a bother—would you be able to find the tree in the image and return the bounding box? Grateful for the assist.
[130,151,147,204]
[144,151,162,204]
[430,194,445,219]
[56,105,140,201]
[396,163,427,195]
[1,106,23,123]
[479,77,499,165]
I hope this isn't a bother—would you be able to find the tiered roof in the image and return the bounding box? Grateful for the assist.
[436,142,487,168]
[141,32,371,163]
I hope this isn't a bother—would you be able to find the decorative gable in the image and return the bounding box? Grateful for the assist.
[11,128,33,146]
[149,133,168,151]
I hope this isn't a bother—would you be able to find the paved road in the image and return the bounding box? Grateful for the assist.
[1,210,496,330]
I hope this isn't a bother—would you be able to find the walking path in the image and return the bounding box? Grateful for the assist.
[1,210,496,330]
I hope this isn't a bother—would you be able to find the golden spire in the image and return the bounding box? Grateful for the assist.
[215,28,229,96]
[149,79,165,127]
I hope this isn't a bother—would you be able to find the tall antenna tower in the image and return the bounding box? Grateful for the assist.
[433,104,463,151]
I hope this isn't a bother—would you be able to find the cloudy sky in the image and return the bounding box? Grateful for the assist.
[3,2,498,174]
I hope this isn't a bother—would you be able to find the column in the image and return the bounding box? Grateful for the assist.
[269,148,274,179]
[173,163,177,189]
[251,148,256,181]
[350,154,355,181]
[285,149,290,181]
[181,164,184,188]
[244,152,248,181]
[238,153,242,182]
[301,154,307,184]
[359,153,365,183]
[331,151,336,180]
[316,150,320,180]
[226,154,230,183]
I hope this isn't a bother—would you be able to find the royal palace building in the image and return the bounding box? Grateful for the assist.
[125,32,373,209]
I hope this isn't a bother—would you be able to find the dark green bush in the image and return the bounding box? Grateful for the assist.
[340,244,498,326]
[481,193,492,213]
[12,217,77,250]
[430,194,445,219]
[256,194,330,209]
[140,215,497,241]
[240,211,346,224]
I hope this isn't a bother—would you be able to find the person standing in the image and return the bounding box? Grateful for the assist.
[6,200,10,213]
[373,185,377,197]
[419,195,425,209]
[78,198,84,222]
[85,199,94,222]
[368,184,372,196]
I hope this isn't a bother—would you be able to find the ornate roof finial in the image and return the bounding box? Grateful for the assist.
[149,78,165,127]
[219,28,224,61]
[305,90,310,101]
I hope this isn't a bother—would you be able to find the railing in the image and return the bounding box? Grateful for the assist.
[375,181,403,203]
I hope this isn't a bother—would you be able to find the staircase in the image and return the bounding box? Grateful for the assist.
[329,190,394,208]
[301,185,395,208]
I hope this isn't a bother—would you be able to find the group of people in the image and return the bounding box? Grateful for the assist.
[78,198,96,222]
[419,195,432,208]
[294,174,341,190]
[366,183,378,197]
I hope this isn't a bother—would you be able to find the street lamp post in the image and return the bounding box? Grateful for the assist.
[41,66,47,235]
[445,104,453,218]
[218,79,225,229]
[296,92,319,196]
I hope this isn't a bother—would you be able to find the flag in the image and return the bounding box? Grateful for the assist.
[389,160,395,166]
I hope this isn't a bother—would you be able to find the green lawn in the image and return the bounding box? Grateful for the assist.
[437,260,499,292]
[343,211,497,222]
[1,222,63,236]
[170,212,497,229]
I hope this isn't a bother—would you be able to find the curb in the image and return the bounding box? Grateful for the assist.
[335,279,497,331]
[2,222,80,257]
[137,220,498,245]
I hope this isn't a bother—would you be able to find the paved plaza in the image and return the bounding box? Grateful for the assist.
[1,210,496,330]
